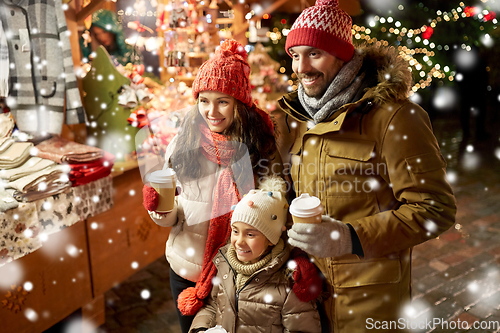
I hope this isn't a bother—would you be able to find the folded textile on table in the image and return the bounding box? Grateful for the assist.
[0,137,14,153]
[0,141,33,169]
[35,135,104,163]
[9,182,71,202]
[69,151,115,186]
[7,164,70,193]
[0,156,55,181]
[0,189,18,212]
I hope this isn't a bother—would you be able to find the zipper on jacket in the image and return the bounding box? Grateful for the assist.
[235,275,256,313]
[219,250,241,312]
[220,250,264,313]
[235,291,239,312]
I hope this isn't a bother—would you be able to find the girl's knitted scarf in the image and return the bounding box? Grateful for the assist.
[227,239,285,291]
[177,124,246,316]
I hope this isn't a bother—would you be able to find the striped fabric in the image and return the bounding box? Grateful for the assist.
[285,0,354,62]
[0,0,87,135]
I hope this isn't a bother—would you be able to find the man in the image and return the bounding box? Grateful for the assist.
[273,0,457,331]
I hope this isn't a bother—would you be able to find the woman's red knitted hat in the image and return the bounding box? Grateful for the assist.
[192,40,253,107]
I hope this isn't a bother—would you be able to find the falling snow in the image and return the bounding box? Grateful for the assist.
[424,220,438,233]
[25,308,38,322]
[141,289,151,299]
[66,245,79,257]
[186,247,195,257]
[263,294,273,303]
[433,87,458,110]
[287,260,297,270]
[212,276,221,286]
[446,171,457,183]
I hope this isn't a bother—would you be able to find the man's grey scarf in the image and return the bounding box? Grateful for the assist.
[298,52,365,124]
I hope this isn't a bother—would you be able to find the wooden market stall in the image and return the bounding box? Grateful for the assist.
[0,1,170,332]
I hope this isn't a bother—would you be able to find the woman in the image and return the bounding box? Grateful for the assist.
[143,40,283,333]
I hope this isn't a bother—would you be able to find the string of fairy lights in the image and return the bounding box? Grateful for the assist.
[351,1,498,94]
[114,0,498,94]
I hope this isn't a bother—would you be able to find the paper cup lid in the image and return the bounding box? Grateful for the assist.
[205,325,228,333]
[289,193,323,218]
[148,168,176,184]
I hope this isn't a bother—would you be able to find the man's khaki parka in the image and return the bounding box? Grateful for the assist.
[273,44,457,332]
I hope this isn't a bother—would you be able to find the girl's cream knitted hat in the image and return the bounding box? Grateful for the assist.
[231,176,288,245]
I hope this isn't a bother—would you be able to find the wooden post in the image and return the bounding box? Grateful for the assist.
[232,3,247,46]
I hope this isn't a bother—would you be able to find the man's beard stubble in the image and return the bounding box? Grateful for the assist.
[297,72,327,98]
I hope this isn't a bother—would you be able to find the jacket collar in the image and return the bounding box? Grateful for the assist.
[215,243,290,278]
[279,90,369,132]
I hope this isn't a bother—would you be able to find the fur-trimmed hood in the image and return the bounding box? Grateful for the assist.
[357,42,413,105]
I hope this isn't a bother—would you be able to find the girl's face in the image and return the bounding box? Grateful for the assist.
[198,91,236,133]
[231,222,272,264]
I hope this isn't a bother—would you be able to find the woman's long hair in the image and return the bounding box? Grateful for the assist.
[170,99,277,187]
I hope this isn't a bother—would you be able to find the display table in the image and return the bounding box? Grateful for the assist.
[0,166,170,333]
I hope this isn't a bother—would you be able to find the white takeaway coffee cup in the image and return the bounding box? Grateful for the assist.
[205,325,227,333]
[148,168,176,213]
[289,193,323,224]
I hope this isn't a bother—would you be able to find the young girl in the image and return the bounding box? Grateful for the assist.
[143,40,283,333]
[188,176,322,333]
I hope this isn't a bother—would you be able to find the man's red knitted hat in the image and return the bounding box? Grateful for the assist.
[285,0,354,62]
[192,40,252,107]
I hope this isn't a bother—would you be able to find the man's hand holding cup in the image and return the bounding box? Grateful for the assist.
[288,195,352,258]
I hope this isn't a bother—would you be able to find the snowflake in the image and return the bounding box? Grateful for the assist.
[141,289,151,299]
[2,285,29,314]
[212,276,221,286]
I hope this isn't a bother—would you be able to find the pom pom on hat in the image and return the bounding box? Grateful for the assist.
[217,39,248,61]
[192,39,252,107]
[285,0,354,62]
[259,176,287,194]
[231,176,288,244]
